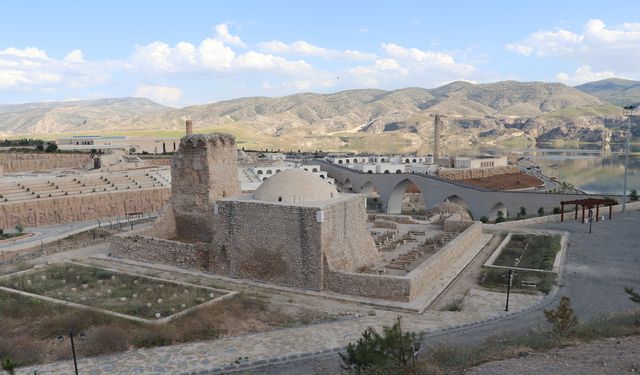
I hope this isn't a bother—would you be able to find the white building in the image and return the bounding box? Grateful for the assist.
[453,156,507,169]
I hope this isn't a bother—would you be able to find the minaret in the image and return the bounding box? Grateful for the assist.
[185,120,193,135]
[433,114,442,161]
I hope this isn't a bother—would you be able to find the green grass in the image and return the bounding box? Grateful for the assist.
[493,234,561,271]
[479,268,557,294]
[0,263,219,319]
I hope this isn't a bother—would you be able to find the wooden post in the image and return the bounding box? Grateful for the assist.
[581,205,585,223]
[595,204,600,222]
[561,203,564,222]
[609,204,612,220]
[575,204,578,220]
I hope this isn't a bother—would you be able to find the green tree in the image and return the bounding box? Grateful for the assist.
[552,207,561,214]
[340,317,423,374]
[630,189,639,202]
[15,223,24,234]
[518,207,527,218]
[1,356,18,375]
[495,211,506,223]
[44,142,58,153]
[624,287,640,303]
[35,144,44,152]
[479,216,489,223]
[537,207,545,217]
[544,296,578,337]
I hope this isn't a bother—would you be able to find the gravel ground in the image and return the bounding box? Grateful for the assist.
[466,335,640,374]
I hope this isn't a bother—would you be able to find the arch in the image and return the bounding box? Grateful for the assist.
[312,168,318,172]
[319,175,325,179]
[384,170,390,174]
[367,170,373,174]
[266,169,273,174]
[489,202,508,221]
[275,169,282,173]
[381,158,386,162]
[345,159,350,164]
[303,168,309,171]
[405,158,410,163]
[387,178,426,215]
[361,181,381,210]
[395,169,403,174]
[412,158,417,163]
[262,177,268,181]
[257,170,263,175]
[338,160,343,164]
[344,178,352,190]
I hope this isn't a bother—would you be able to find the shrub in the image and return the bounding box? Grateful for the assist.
[630,189,639,202]
[624,287,640,303]
[1,356,18,375]
[44,143,58,153]
[479,216,488,223]
[495,211,506,223]
[340,317,423,374]
[537,207,545,217]
[544,296,578,337]
[14,223,24,235]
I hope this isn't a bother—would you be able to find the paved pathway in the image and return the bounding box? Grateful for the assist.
[17,209,640,374]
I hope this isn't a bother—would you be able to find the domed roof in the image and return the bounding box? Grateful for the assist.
[254,169,338,204]
[427,202,472,222]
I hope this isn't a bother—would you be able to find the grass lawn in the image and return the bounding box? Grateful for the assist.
[0,263,223,320]
[494,234,562,270]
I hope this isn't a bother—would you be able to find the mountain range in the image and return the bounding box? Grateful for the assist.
[1,78,639,145]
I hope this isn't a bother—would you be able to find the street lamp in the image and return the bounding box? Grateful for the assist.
[504,269,517,311]
[588,208,594,234]
[56,331,86,375]
[622,105,637,213]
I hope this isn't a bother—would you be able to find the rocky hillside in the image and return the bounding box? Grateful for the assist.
[0,81,633,144]
[0,98,168,135]
[575,78,640,107]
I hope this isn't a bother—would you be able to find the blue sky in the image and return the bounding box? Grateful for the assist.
[1,0,639,106]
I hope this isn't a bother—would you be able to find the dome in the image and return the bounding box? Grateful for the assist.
[254,169,338,204]
[427,202,472,223]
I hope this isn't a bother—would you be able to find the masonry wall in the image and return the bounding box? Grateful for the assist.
[0,152,89,173]
[0,188,170,228]
[213,200,324,290]
[171,134,240,242]
[437,165,519,180]
[320,196,381,273]
[111,234,209,270]
[324,271,411,301]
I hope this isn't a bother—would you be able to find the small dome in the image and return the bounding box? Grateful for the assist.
[427,202,472,223]
[254,169,338,203]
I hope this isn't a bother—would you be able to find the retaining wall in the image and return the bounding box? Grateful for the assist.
[0,152,89,173]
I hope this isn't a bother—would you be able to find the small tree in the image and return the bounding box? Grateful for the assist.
[495,211,506,223]
[630,189,639,202]
[479,216,489,223]
[35,144,44,152]
[544,296,578,337]
[340,317,423,374]
[0,228,3,236]
[45,142,58,153]
[1,356,18,375]
[518,206,527,218]
[552,207,561,214]
[624,287,640,303]
[537,207,545,217]
[15,223,24,235]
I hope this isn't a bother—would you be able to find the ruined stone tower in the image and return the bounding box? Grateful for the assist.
[170,133,240,241]
[185,120,193,135]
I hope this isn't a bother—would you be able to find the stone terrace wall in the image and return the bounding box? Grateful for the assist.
[0,187,170,228]
[111,234,208,271]
[406,222,483,300]
[324,270,410,301]
[0,152,90,173]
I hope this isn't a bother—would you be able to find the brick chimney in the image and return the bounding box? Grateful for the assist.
[185,120,193,135]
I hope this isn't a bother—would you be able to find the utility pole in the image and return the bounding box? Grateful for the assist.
[622,106,637,213]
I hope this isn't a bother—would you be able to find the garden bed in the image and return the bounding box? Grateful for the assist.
[492,234,562,271]
[0,262,235,323]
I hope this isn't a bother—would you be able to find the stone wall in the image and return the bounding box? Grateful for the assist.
[437,165,520,180]
[324,271,410,301]
[0,152,90,173]
[0,188,170,228]
[171,134,240,242]
[111,234,209,271]
[213,199,324,290]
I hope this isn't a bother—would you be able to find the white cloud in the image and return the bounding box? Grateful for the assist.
[506,19,640,67]
[556,65,617,85]
[135,85,182,105]
[0,47,107,90]
[214,23,246,47]
[258,40,377,60]
[381,43,475,75]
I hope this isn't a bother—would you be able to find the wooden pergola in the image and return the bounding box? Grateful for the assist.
[560,198,617,222]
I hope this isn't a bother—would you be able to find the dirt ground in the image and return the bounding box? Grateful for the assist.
[466,335,640,374]
[457,173,543,190]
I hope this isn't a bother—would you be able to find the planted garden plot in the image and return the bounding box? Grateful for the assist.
[0,262,235,322]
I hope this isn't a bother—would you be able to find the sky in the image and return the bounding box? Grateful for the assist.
[1,0,640,107]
